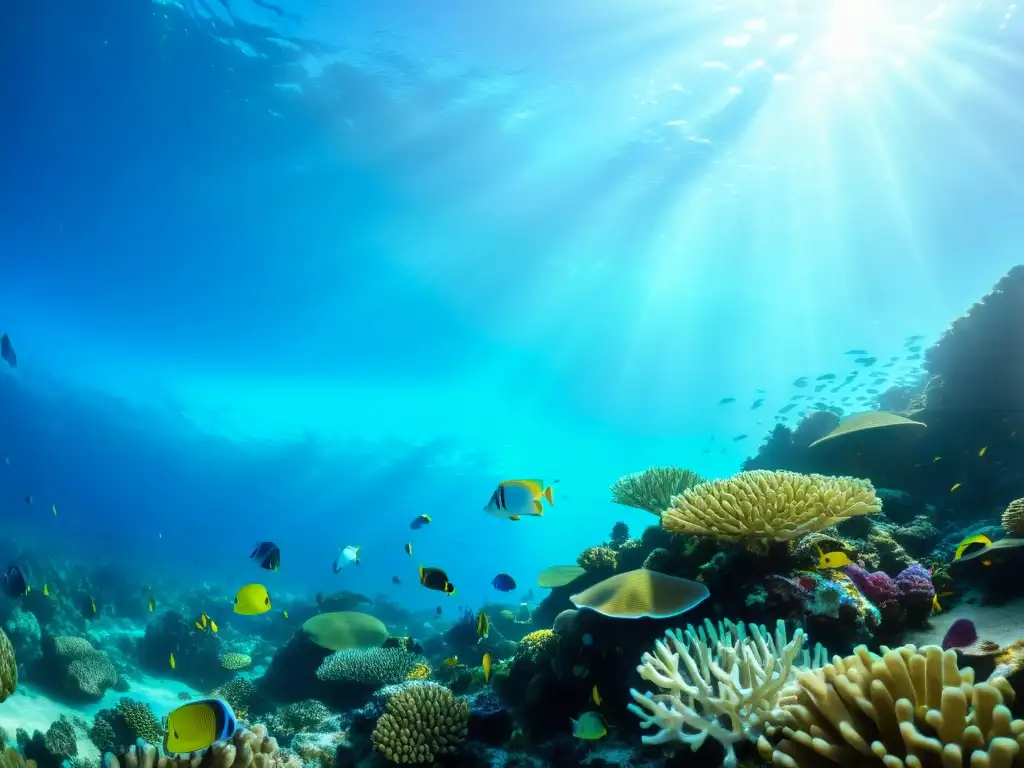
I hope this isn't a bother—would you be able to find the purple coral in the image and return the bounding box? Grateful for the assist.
[843,563,901,604]
[895,562,935,625]
[942,618,978,651]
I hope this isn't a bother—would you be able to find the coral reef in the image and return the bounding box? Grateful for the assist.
[103,724,295,768]
[0,629,16,701]
[315,648,429,689]
[371,681,469,764]
[610,467,705,515]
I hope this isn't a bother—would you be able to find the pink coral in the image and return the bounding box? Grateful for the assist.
[842,563,901,603]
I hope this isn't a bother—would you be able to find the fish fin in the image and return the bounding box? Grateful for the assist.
[543,485,555,505]
[507,479,544,495]
[533,499,543,515]
[509,515,521,521]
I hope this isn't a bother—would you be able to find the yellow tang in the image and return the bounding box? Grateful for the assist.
[954,534,993,561]
[210,619,219,633]
[234,583,271,615]
[164,698,238,755]
[814,544,853,569]
[169,652,176,669]
[482,651,492,683]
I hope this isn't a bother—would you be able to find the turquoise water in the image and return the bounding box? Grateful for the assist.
[0,0,1020,614]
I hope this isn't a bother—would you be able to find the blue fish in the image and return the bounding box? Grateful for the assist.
[491,573,517,592]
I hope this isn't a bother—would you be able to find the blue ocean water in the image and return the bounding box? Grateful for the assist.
[0,0,1021,613]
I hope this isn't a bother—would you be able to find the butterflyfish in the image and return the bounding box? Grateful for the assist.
[954,534,993,561]
[491,573,517,592]
[410,514,431,530]
[195,613,211,631]
[476,611,489,640]
[419,566,455,595]
[332,546,361,573]
[482,651,492,683]
[484,479,557,521]
[163,698,238,755]
[234,583,271,615]
[250,541,281,571]
[571,712,607,740]
[814,544,853,569]
[169,652,176,669]
[210,619,219,633]
[404,543,412,556]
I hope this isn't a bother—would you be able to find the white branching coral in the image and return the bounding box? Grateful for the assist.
[628,618,827,768]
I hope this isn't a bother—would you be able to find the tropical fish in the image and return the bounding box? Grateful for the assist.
[392,576,401,585]
[436,606,442,616]
[844,349,868,355]
[482,651,492,683]
[950,483,962,493]
[419,566,456,595]
[571,711,607,740]
[164,698,238,755]
[591,685,601,706]
[718,397,736,404]
[332,546,361,573]
[815,544,853,569]
[932,591,954,614]
[443,656,459,666]
[476,611,489,640]
[282,610,289,619]
[953,534,993,564]
[210,619,218,633]
[979,446,988,457]
[404,543,412,556]
[234,583,271,615]
[42,584,49,597]
[0,334,16,368]
[148,597,155,612]
[250,542,281,571]
[84,597,98,619]
[169,653,176,669]
[51,505,56,516]
[484,480,556,521]
[195,613,212,631]
[410,514,432,530]
[491,573,517,592]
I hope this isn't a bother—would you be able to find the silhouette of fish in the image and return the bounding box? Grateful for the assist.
[1,334,16,368]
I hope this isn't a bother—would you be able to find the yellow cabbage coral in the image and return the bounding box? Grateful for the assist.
[516,630,558,665]
[757,644,1024,767]
[371,682,469,764]
[405,663,430,681]
[662,470,880,542]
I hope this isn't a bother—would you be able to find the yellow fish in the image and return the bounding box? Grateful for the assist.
[591,684,601,706]
[476,611,489,640]
[950,483,962,492]
[814,544,853,569]
[282,610,289,619]
[148,597,155,612]
[43,584,49,597]
[210,619,219,633]
[90,598,97,614]
[979,446,988,457]
[164,699,237,754]
[51,504,56,516]
[482,651,492,683]
[169,652,176,669]
[443,656,459,666]
[932,591,954,614]
[571,711,607,740]
[25,585,31,595]
[195,613,209,631]
[953,534,992,561]
[234,583,271,615]
[484,479,557,520]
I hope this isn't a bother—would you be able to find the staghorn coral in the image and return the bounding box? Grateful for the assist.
[577,545,617,573]
[315,648,429,688]
[610,467,705,515]
[662,470,880,543]
[371,682,469,764]
[757,644,1024,767]
[1003,498,1024,537]
[629,619,827,768]
[0,629,16,701]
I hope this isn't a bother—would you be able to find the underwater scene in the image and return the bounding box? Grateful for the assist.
[3,0,1024,767]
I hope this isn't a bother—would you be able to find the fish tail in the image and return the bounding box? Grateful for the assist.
[543,485,555,505]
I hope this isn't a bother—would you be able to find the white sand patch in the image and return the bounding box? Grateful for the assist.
[905,594,1024,649]
[0,674,199,763]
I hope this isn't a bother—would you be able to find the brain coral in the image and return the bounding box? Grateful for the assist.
[315,648,429,688]
[0,629,16,701]
[66,652,119,700]
[371,682,469,764]
[662,470,880,542]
